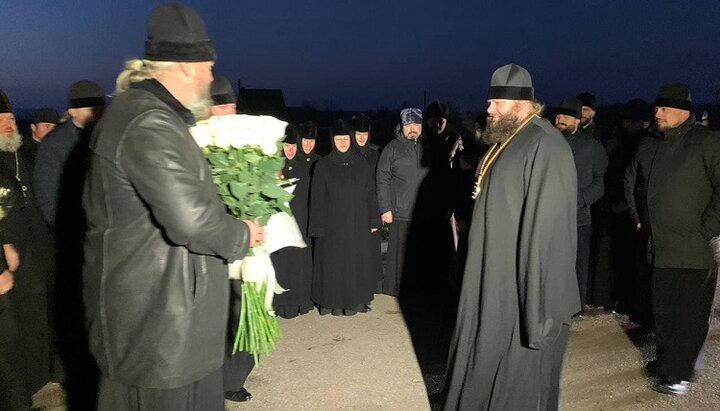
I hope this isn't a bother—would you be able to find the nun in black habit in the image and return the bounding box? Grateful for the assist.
[351,114,383,288]
[271,125,314,318]
[308,119,381,315]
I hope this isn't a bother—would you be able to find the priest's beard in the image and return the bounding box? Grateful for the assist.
[483,115,520,145]
[187,87,213,121]
[0,131,23,152]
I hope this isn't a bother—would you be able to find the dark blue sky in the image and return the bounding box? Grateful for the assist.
[3,1,720,113]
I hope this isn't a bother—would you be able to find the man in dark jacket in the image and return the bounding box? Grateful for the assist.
[376,108,428,296]
[624,83,720,396]
[33,79,105,408]
[555,97,607,314]
[19,108,59,167]
[83,5,263,410]
[592,99,653,320]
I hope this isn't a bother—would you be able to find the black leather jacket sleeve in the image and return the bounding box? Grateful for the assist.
[120,110,250,261]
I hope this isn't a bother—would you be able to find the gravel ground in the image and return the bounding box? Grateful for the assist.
[30,298,720,411]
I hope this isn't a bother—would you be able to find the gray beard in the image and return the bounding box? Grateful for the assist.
[0,131,23,152]
[483,116,520,145]
[187,88,213,121]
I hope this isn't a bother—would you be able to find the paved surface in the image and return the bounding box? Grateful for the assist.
[32,296,720,410]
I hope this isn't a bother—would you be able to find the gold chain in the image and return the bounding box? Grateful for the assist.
[471,114,538,200]
[14,151,28,197]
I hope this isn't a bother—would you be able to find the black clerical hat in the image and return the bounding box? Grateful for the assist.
[68,80,105,108]
[32,108,60,124]
[426,101,449,119]
[284,124,298,144]
[211,76,236,105]
[488,64,534,100]
[576,92,596,110]
[298,121,317,140]
[351,114,371,133]
[556,97,583,120]
[331,119,352,137]
[0,89,11,113]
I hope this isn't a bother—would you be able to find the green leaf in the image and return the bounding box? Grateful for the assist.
[230,181,249,199]
[261,184,290,199]
[207,152,229,167]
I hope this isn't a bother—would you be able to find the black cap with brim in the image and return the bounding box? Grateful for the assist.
[144,4,217,62]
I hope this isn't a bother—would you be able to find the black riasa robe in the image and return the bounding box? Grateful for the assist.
[271,153,314,318]
[443,117,580,411]
[308,148,381,311]
[354,140,383,285]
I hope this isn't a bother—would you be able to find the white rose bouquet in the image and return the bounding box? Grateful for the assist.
[190,114,302,364]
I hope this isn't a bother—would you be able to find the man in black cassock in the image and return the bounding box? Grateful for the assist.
[443,64,580,411]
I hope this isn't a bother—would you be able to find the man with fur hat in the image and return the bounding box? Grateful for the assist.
[624,83,720,396]
[376,108,429,296]
[82,4,263,410]
[0,89,55,410]
[443,64,579,410]
[554,97,607,316]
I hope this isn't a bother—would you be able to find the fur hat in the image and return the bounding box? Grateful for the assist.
[488,64,534,100]
[655,83,692,111]
[144,3,216,62]
[400,108,422,125]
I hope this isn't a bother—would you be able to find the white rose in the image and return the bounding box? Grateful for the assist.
[210,117,232,148]
[189,122,213,147]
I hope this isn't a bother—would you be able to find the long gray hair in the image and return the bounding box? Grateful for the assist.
[114,59,174,95]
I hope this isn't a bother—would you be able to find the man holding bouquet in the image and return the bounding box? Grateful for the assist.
[82,4,262,410]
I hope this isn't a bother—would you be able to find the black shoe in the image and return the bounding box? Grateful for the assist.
[651,378,689,396]
[225,388,253,402]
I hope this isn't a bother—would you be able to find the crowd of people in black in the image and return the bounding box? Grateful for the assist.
[1,3,719,411]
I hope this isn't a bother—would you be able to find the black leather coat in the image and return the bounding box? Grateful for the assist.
[83,79,250,389]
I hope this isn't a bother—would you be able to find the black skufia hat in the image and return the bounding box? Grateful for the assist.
[556,97,583,120]
[32,108,60,124]
[488,63,534,100]
[331,119,352,137]
[0,89,12,113]
[298,121,317,140]
[144,3,217,62]
[576,92,596,110]
[655,83,692,111]
[351,114,371,133]
[621,98,653,121]
[211,75,236,105]
[69,80,105,108]
[426,101,449,119]
[283,124,298,144]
